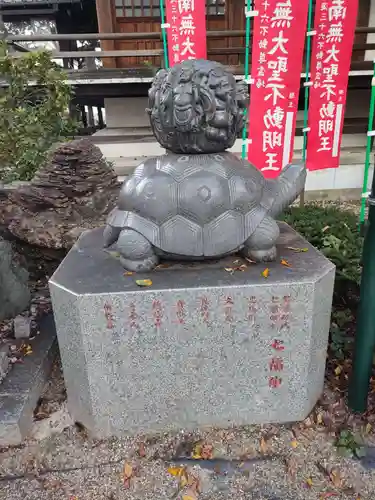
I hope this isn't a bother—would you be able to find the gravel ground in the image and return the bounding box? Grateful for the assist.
[0,362,374,500]
[0,419,373,500]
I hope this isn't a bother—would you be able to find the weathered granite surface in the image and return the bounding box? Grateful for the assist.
[0,314,57,447]
[0,138,120,249]
[0,236,30,321]
[49,223,335,438]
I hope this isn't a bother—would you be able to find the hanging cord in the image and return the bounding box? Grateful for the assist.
[241,0,252,160]
[159,0,169,69]
[360,62,375,228]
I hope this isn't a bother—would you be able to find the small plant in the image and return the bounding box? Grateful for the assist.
[329,308,353,359]
[0,42,77,182]
[330,324,353,360]
[335,429,366,459]
[281,204,362,286]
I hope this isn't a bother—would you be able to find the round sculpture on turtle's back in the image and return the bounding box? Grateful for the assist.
[104,59,307,272]
[147,59,249,154]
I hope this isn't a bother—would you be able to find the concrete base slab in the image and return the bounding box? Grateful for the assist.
[50,224,335,438]
[0,315,57,447]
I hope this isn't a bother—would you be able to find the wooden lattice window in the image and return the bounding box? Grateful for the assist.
[115,0,225,18]
[207,0,225,16]
[115,0,161,17]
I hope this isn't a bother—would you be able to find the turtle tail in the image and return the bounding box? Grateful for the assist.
[103,225,121,248]
[266,163,307,218]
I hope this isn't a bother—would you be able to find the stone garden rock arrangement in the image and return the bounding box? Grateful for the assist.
[0,237,30,322]
[0,138,120,249]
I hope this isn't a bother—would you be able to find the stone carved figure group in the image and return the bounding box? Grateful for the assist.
[104,59,306,271]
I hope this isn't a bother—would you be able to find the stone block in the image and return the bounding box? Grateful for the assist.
[13,315,31,339]
[49,224,335,438]
[0,346,10,382]
[0,315,57,446]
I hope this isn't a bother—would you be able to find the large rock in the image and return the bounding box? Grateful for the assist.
[0,139,120,249]
[0,237,30,321]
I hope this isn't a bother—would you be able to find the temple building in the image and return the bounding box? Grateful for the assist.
[1,0,375,197]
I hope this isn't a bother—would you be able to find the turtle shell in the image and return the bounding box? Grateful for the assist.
[106,152,271,257]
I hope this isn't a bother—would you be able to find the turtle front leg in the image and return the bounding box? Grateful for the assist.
[116,229,159,272]
[242,216,280,262]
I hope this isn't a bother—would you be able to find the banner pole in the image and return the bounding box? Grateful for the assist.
[359,63,375,227]
[241,0,252,160]
[300,0,314,206]
[159,0,169,69]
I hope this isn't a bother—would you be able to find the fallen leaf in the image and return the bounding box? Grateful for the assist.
[259,437,268,454]
[182,489,198,500]
[238,264,247,271]
[233,259,241,265]
[305,477,313,488]
[322,225,330,233]
[329,468,342,488]
[316,413,324,425]
[123,462,133,488]
[124,271,134,276]
[34,411,49,420]
[155,263,170,269]
[291,439,298,449]
[366,423,372,434]
[285,456,298,480]
[286,246,308,253]
[262,268,269,278]
[180,470,189,488]
[319,493,338,499]
[192,442,213,459]
[281,259,291,268]
[138,442,146,457]
[135,279,152,287]
[245,257,256,264]
[224,267,234,273]
[200,443,213,459]
[304,417,314,428]
[168,466,185,477]
[334,366,342,376]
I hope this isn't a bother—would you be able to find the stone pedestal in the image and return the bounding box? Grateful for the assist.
[49,224,335,437]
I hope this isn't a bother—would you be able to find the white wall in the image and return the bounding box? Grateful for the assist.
[105,97,149,129]
[366,0,375,60]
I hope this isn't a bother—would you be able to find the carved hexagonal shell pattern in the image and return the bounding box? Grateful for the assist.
[107,152,271,257]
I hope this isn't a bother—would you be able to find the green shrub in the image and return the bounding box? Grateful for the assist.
[281,204,362,286]
[0,43,77,182]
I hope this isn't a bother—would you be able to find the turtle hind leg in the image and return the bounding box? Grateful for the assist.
[103,225,121,248]
[117,229,159,272]
[242,216,280,262]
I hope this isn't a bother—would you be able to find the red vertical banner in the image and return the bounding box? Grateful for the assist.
[247,0,309,179]
[306,0,358,171]
[165,0,207,66]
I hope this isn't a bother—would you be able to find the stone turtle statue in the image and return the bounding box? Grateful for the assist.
[104,152,306,272]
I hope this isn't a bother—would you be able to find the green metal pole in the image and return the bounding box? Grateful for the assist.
[348,67,375,412]
[159,0,169,69]
[348,170,375,412]
[241,0,252,160]
[302,0,314,163]
[359,63,375,227]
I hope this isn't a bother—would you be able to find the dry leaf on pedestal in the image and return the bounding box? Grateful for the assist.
[123,462,133,489]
